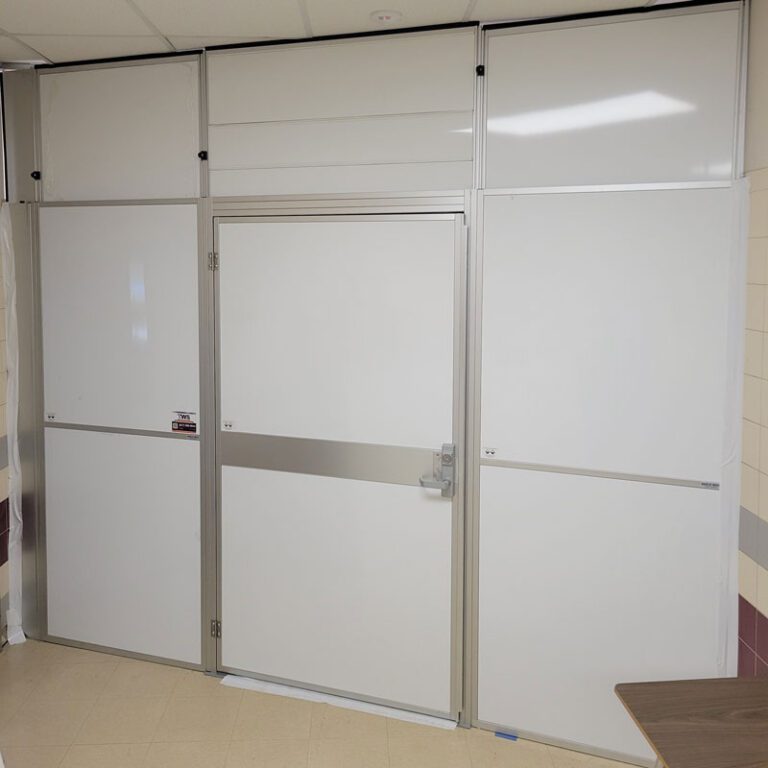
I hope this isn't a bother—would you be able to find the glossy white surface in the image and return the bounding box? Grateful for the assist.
[207,30,475,124]
[206,30,475,196]
[46,428,201,664]
[40,205,199,433]
[210,162,473,197]
[221,465,453,713]
[481,188,735,481]
[485,9,740,187]
[40,61,200,200]
[477,465,722,760]
[218,218,455,446]
[208,112,473,170]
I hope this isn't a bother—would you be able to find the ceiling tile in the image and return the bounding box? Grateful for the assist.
[168,35,274,50]
[306,0,471,36]
[472,0,643,22]
[17,34,169,62]
[0,35,47,62]
[131,0,306,38]
[0,0,156,35]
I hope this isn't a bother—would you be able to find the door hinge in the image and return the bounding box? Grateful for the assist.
[210,619,221,638]
[476,64,485,76]
[208,252,219,271]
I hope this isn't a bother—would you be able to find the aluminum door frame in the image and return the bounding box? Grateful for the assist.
[213,210,468,721]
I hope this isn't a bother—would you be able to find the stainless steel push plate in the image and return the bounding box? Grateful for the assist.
[419,443,456,498]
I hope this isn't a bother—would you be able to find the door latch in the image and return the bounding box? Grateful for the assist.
[419,443,456,498]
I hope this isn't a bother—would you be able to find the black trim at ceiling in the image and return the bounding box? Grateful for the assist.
[35,48,201,70]
[483,0,740,31]
[33,0,740,71]
[35,20,479,70]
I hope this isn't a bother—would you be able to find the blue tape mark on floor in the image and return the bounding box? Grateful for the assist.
[495,731,518,741]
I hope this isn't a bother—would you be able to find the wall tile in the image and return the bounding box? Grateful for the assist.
[743,464,760,512]
[749,238,768,285]
[758,564,768,617]
[760,427,768,473]
[748,285,766,331]
[742,506,760,562]
[0,498,8,533]
[740,551,759,605]
[751,190,768,238]
[746,330,764,377]
[745,375,762,423]
[750,168,768,192]
[759,474,768,521]
[739,639,756,676]
[0,560,8,598]
[0,467,9,501]
[740,595,758,649]
[757,610,768,663]
[743,419,761,469]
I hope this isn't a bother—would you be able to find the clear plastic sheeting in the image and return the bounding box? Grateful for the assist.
[717,176,750,675]
[0,203,24,645]
[221,675,456,730]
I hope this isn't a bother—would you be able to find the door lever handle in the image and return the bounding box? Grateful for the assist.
[419,443,456,498]
[419,476,451,491]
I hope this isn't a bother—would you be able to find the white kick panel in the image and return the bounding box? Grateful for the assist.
[477,466,722,760]
[40,60,200,201]
[207,30,475,196]
[40,205,199,434]
[46,428,201,664]
[485,9,740,188]
[481,188,735,482]
[218,218,455,447]
[221,466,453,714]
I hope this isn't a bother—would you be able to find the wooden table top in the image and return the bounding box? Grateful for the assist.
[615,678,768,768]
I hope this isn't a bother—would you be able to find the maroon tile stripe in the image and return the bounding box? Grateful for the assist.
[0,497,8,568]
[739,595,768,677]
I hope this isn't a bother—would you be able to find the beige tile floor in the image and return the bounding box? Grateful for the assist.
[0,640,629,768]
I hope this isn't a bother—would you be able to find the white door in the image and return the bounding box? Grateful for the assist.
[216,214,464,718]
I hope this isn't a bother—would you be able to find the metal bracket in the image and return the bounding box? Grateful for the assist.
[419,443,456,498]
[207,252,219,271]
[210,619,221,638]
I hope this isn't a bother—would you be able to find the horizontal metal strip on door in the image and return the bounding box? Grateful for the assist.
[479,457,719,491]
[44,422,199,441]
[221,432,439,487]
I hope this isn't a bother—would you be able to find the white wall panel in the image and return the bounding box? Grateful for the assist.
[478,466,722,760]
[221,465,452,713]
[218,218,455,447]
[207,29,475,196]
[40,205,199,433]
[46,428,201,664]
[210,162,473,197]
[207,31,475,124]
[40,60,200,200]
[481,188,734,481]
[208,112,473,170]
[485,9,740,187]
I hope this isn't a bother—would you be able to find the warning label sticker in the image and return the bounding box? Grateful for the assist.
[172,411,197,434]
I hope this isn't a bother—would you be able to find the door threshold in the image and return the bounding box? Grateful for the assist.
[221,674,457,730]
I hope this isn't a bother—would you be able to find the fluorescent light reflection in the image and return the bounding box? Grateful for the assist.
[129,262,149,345]
[487,91,696,136]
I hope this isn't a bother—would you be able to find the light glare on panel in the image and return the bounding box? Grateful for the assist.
[487,91,696,136]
